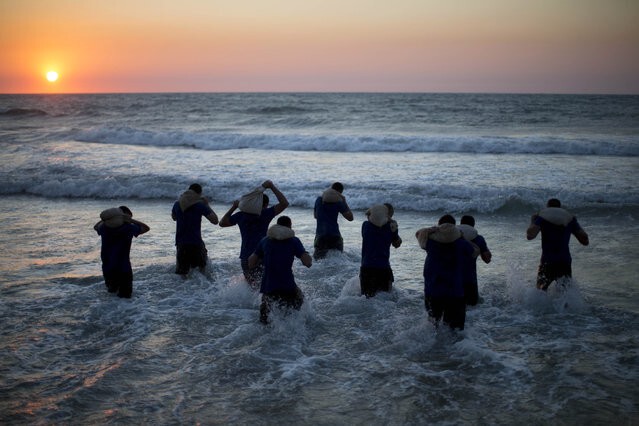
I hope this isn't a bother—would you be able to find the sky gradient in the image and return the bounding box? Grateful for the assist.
[1,0,638,94]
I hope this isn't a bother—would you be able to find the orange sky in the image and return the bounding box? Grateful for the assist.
[1,0,638,94]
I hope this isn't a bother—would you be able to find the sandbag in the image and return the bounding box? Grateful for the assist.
[267,224,295,240]
[100,207,126,228]
[321,188,342,203]
[239,186,266,215]
[366,204,389,227]
[539,207,573,226]
[458,224,478,241]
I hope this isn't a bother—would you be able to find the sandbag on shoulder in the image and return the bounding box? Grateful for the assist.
[429,223,462,244]
[457,224,478,241]
[178,189,204,212]
[100,207,126,228]
[539,207,574,226]
[366,204,389,227]
[267,224,295,240]
[321,188,342,203]
[239,186,266,215]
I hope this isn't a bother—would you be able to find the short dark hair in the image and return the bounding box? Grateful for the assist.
[119,205,132,216]
[460,215,475,227]
[384,203,394,217]
[547,198,561,208]
[277,215,292,228]
[189,183,202,194]
[262,194,270,208]
[331,182,344,193]
[438,214,456,225]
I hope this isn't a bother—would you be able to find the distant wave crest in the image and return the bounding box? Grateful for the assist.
[0,108,48,117]
[72,125,639,156]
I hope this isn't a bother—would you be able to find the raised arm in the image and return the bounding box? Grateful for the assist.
[219,200,239,227]
[126,217,151,235]
[263,180,289,215]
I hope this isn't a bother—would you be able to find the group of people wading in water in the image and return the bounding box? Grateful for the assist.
[95,181,588,328]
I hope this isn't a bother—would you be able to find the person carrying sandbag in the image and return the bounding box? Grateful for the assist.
[219,180,289,288]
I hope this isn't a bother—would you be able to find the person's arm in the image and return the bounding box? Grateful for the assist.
[93,220,103,231]
[263,180,289,215]
[126,217,150,235]
[340,196,354,221]
[392,236,403,248]
[248,252,261,269]
[206,211,219,225]
[300,252,312,268]
[201,197,219,224]
[219,200,239,227]
[575,229,589,246]
[526,214,540,240]
[481,249,492,264]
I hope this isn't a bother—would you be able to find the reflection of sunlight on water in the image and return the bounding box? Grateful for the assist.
[83,360,122,387]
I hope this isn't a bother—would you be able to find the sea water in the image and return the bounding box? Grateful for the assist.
[0,93,638,424]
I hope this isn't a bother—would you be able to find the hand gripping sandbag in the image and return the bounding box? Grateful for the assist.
[239,186,266,215]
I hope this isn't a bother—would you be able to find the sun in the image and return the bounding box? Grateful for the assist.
[46,71,59,82]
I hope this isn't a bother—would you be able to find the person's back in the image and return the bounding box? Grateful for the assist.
[95,206,149,298]
[171,183,218,275]
[249,216,312,323]
[417,215,475,330]
[259,235,303,294]
[361,221,396,268]
[173,202,212,245]
[537,217,578,264]
[313,182,353,259]
[360,203,402,297]
[527,199,589,290]
[235,210,275,257]
[98,223,138,270]
[423,236,470,299]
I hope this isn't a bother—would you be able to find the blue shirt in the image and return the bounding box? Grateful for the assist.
[534,216,583,264]
[254,236,307,294]
[96,223,142,273]
[423,238,475,298]
[229,207,277,260]
[314,196,348,238]
[172,201,213,246]
[361,220,400,269]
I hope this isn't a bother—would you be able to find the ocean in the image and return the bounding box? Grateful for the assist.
[0,92,638,425]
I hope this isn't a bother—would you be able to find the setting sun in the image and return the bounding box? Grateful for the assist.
[46,71,59,82]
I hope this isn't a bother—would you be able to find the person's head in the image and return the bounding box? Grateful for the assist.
[331,182,344,193]
[277,215,292,228]
[547,198,561,208]
[438,214,456,225]
[460,215,475,227]
[189,183,203,194]
[119,205,132,216]
[384,203,394,218]
[262,194,270,209]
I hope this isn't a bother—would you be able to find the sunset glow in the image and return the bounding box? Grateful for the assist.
[1,0,638,94]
